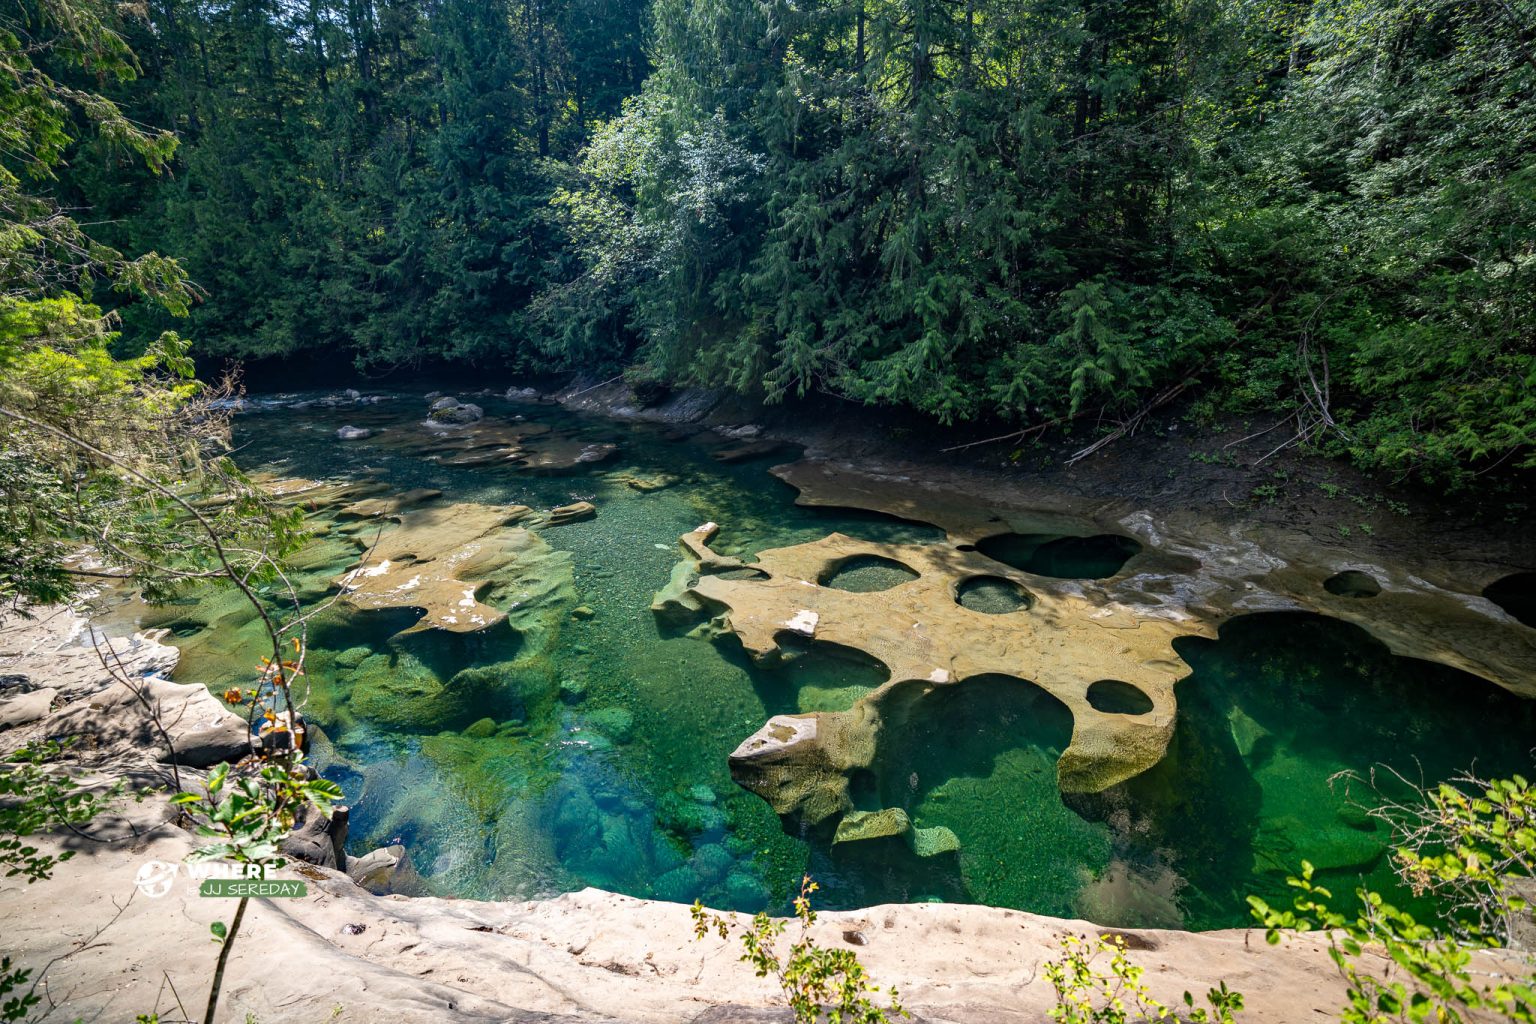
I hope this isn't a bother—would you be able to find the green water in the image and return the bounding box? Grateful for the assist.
[973,532,1143,579]
[97,391,1536,929]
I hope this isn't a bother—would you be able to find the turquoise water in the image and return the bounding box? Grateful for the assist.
[100,392,1536,929]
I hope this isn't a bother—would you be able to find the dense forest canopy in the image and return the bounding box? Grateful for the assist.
[12,0,1536,484]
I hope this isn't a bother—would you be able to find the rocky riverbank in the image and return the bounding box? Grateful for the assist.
[0,604,1359,1023]
[552,377,1536,590]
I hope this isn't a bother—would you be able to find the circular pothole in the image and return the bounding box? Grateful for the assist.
[1323,570,1382,598]
[819,555,920,593]
[955,575,1033,614]
[1484,572,1536,627]
[975,533,1142,579]
[1086,679,1154,716]
[708,567,770,582]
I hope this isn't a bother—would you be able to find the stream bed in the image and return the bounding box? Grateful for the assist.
[95,390,1536,930]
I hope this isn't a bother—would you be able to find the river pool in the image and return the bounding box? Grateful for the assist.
[96,390,1536,930]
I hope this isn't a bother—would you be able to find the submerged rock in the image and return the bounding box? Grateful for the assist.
[349,652,555,733]
[712,438,788,464]
[586,706,634,744]
[908,825,962,858]
[548,501,596,526]
[613,471,677,492]
[834,808,912,845]
[336,425,371,440]
[334,646,373,669]
[1227,707,1272,762]
[655,792,727,837]
[724,871,770,911]
[691,843,734,884]
[651,866,701,903]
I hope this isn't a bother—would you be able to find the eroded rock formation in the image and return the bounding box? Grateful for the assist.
[660,459,1536,856]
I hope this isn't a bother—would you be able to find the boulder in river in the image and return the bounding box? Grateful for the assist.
[346,843,411,894]
[548,501,596,526]
[336,425,371,440]
[282,803,349,870]
[428,397,484,425]
[335,499,568,636]
[833,807,912,845]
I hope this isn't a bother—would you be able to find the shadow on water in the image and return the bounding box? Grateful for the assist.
[1484,572,1536,628]
[804,612,1535,929]
[714,630,891,718]
[827,674,1098,917]
[974,532,1142,579]
[1107,612,1536,930]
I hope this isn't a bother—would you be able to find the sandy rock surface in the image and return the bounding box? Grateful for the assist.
[1,812,1352,1024]
[0,609,247,769]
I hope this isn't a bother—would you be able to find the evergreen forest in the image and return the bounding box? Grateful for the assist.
[7,0,1536,484]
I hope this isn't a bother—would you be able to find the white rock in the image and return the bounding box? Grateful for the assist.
[0,687,56,728]
[782,609,819,636]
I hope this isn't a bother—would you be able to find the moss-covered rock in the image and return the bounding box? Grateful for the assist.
[908,824,962,858]
[691,843,734,884]
[833,807,912,845]
[586,706,635,744]
[724,871,770,911]
[655,792,727,837]
[350,653,497,732]
[335,646,373,669]
[418,732,541,822]
[651,866,702,903]
[449,660,558,721]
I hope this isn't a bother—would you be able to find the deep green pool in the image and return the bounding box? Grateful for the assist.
[101,390,1536,930]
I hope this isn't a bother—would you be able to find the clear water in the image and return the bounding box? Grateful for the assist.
[96,392,1536,929]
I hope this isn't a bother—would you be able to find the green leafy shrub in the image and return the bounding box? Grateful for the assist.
[1250,772,1536,1023]
[1044,932,1244,1024]
[691,876,906,1024]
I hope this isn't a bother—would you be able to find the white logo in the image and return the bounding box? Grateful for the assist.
[134,859,179,899]
[132,858,276,898]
